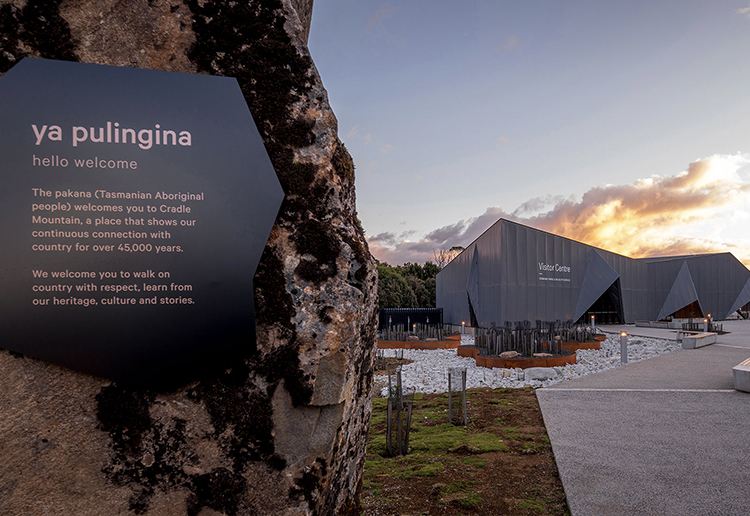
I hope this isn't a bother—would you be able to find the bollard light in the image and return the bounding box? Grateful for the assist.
[462,321,465,334]
[590,314,596,333]
[413,323,416,334]
[620,332,628,364]
[703,318,708,332]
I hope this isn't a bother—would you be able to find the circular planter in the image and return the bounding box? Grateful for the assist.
[377,338,461,350]
[541,340,601,352]
[457,346,576,369]
[561,340,601,351]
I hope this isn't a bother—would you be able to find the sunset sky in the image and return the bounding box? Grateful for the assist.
[308,1,750,267]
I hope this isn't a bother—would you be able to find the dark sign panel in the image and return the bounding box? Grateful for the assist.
[0,58,284,387]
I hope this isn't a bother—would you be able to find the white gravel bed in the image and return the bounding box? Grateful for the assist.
[377,333,681,395]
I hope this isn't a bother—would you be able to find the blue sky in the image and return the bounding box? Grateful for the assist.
[308,1,750,266]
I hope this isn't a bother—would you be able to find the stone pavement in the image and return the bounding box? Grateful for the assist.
[536,320,750,516]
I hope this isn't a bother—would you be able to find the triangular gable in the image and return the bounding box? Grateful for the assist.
[572,250,620,322]
[656,261,701,321]
[726,276,750,319]
[466,246,480,321]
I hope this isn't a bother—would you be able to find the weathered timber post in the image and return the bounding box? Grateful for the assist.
[0,1,377,515]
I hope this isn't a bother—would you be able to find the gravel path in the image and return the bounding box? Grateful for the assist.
[376,333,681,396]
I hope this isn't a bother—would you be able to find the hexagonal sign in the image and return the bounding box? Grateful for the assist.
[0,58,284,387]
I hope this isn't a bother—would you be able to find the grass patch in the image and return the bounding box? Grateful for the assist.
[518,497,548,513]
[523,440,545,453]
[361,388,569,515]
[462,432,507,453]
[364,457,390,477]
[451,492,484,509]
[502,425,521,440]
[395,461,444,479]
[462,456,487,468]
[362,480,382,490]
[369,397,388,426]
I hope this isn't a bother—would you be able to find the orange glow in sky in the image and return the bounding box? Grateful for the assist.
[368,154,750,268]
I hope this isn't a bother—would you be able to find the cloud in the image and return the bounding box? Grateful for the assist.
[369,154,750,267]
[368,206,511,264]
[369,232,399,247]
[345,125,371,146]
[365,4,407,47]
[511,194,573,217]
[379,143,396,154]
[520,155,750,260]
[736,6,750,19]
[497,136,511,145]
[344,125,374,149]
[499,35,520,52]
[368,240,442,265]
[355,159,377,171]
[366,5,398,32]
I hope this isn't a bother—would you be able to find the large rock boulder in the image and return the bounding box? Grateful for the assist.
[0,1,377,515]
[524,367,559,382]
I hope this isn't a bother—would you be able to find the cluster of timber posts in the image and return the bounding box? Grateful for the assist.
[474,320,595,356]
[376,348,403,371]
[447,367,468,426]
[383,365,469,457]
[380,322,445,342]
[385,367,414,456]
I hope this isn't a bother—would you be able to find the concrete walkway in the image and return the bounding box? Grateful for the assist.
[537,320,750,516]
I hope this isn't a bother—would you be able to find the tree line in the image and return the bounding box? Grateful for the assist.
[377,261,440,309]
[376,247,465,309]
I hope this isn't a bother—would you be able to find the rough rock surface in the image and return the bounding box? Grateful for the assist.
[0,1,377,515]
[524,367,559,382]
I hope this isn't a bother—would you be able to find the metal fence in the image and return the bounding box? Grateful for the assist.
[379,322,446,342]
[379,308,443,330]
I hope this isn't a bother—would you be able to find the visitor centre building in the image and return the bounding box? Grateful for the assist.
[436,219,750,327]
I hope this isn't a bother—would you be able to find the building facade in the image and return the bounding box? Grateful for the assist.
[437,219,750,326]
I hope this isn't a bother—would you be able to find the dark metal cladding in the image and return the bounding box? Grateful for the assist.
[655,261,700,321]
[437,219,750,325]
[729,277,750,315]
[572,250,620,322]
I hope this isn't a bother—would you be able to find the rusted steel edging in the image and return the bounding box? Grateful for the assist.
[457,346,578,369]
[377,336,461,350]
